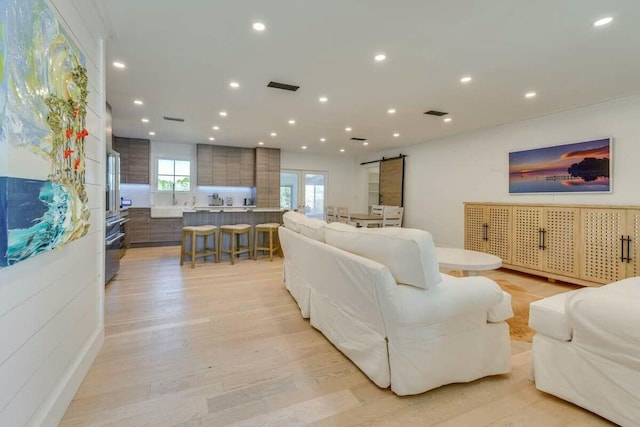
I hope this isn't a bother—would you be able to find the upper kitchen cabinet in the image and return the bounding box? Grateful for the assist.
[197,144,255,187]
[113,136,150,184]
[255,147,280,208]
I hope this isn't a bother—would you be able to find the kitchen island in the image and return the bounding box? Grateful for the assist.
[182,208,284,227]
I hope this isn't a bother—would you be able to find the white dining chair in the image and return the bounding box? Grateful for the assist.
[336,206,350,224]
[382,206,404,227]
[371,205,384,216]
[326,206,336,222]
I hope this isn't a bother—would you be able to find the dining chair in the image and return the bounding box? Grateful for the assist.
[326,206,336,222]
[371,205,384,216]
[336,206,350,224]
[382,206,404,227]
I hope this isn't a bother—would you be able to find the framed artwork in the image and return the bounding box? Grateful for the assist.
[509,138,611,194]
[0,0,91,267]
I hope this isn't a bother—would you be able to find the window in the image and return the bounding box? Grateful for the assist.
[157,159,190,191]
[280,185,293,210]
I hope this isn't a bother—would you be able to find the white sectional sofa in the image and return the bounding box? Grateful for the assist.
[278,211,513,396]
[529,277,640,427]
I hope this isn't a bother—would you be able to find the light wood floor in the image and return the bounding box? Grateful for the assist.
[59,246,615,426]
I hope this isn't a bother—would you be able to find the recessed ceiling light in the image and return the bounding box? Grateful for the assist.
[393,133,400,137]
[133,99,143,105]
[288,119,296,125]
[319,96,328,103]
[374,53,386,62]
[253,22,266,31]
[212,125,219,130]
[363,142,369,146]
[229,81,240,88]
[320,138,326,142]
[460,76,472,83]
[593,17,613,27]
[301,146,307,150]
[525,91,537,99]
[219,111,227,117]
[149,131,155,136]
[209,137,215,141]
[339,148,345,153]
[113,61,126,69]
[270,132,277,137]
[258,141,264,146]
[141,118,149,123]
[345,127,352,132]
[443,117,452,123]
[387,108,396,114]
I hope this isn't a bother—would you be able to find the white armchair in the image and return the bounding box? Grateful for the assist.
[529,277,640,427]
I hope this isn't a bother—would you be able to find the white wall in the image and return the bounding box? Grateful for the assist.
[0,1,106,426]
[357,95,640,248]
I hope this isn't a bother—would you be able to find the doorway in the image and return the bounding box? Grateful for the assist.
[280,170,327,219]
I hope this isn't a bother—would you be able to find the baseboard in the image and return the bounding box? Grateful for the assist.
[30,327,104,427]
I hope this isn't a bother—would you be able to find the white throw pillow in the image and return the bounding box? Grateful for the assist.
[282,211,306,233]
[325,223,442,289]
[298,217,327,242]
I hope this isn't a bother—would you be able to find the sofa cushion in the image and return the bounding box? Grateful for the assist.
[529,289,582,341]
[282,211,327,242]
[282,211,305,233]
[298,217,327,242]
[324,223,442,289]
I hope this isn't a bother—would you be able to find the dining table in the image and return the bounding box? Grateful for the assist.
[344,213,383,228]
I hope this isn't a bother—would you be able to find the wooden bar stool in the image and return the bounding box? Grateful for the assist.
[219,224,252,264]
[180,225,218,268]
[254,223,281,261]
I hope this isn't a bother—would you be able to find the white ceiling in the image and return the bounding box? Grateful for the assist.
[104,0,640,156]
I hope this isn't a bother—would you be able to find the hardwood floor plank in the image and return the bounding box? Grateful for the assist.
[59,246,612,426]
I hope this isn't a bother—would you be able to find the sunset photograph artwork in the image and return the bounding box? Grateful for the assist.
[509,138,611,193]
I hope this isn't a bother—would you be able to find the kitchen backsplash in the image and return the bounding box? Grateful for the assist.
[120,184,256,208]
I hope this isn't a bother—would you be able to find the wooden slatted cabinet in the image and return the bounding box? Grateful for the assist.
[511,206,579,278]
[464,203,512,264]
[580,208,640,284]
[465,202,640,287]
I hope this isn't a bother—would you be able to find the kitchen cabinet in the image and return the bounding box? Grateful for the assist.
[196,144,213,186]
[113,136,150,184]
[256,147,280,208]
[128,208,151,245]
[150,218,182,243]
[128,208,182,246]
[240,148,255,186]
[197,144,255,186]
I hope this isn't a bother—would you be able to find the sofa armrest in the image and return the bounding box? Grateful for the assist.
[377,275,506,326]
[568,288,640,367]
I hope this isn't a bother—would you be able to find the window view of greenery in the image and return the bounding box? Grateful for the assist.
[280,185,293,210]
[158,159,190,191]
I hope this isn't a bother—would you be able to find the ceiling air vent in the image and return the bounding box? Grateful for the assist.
[267,81,300,92]
[423,110,448,117]
[350,137,367,141]
[163,116,185,122]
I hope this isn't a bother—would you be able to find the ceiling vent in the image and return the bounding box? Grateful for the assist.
[267,81,300,92]
[163,116,185,122]
[350,137,367,141]
[423,110,448,117]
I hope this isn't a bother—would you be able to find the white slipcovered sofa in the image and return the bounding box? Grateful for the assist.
[278,211,513,395]
[529,277,640,427]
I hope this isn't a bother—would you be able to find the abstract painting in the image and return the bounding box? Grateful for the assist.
[0,0,91,267]
[509,138,611,194]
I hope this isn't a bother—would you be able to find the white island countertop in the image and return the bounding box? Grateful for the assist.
[150,206,284,218]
